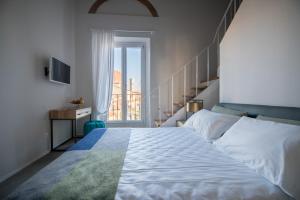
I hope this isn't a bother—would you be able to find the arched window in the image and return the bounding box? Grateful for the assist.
[88,0,159,17]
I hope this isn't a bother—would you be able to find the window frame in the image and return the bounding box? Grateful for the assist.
[107,41,146,127]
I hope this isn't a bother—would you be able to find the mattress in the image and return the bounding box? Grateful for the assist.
[116,127,289,200]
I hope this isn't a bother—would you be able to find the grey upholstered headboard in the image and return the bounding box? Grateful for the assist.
[217,103,300,121]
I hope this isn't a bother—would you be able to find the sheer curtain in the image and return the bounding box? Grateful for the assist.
[91,30,115,120]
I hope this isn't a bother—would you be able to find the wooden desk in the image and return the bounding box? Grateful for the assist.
[49,107,92,151]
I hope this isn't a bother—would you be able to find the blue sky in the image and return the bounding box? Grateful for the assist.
[114,47,141,91]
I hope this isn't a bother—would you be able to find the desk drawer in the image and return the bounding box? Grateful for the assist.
[49,107,92,120]
[76,108,91,118]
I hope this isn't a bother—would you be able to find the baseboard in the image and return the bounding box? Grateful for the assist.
[0,150,50,184]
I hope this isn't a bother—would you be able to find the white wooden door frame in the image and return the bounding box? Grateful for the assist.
[107,41,147,127]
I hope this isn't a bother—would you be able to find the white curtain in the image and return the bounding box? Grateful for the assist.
[92,30,115,120]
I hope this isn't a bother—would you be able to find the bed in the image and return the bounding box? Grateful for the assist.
[7,104,300,200]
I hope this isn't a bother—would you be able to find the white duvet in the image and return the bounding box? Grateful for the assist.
[115,127,290,200]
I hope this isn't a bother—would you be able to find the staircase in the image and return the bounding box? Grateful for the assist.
[150,0,243,127]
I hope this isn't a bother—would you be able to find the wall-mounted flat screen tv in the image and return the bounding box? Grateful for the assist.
[49,57,70,84]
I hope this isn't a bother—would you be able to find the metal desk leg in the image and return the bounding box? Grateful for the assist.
[71,120,74,138]
[74,119,77,143]
[50,119,53,151]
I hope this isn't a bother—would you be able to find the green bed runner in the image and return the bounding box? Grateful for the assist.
[45,150,126,200]
[7,129,131,200]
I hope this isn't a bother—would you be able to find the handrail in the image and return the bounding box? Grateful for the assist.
[213,0,235,43]
[153,0,239,94]
[150,0,243,127]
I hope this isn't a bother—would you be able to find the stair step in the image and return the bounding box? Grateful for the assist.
[164,111,173,117]
[183,94,195,97]
[200,77,219,84]
[173,102,184,107]
[183,95,196,100]
[154,120,167,127]
[191,86,208,91]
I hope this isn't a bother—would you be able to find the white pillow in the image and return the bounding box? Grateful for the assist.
[184,109,240,141]
[214,117,300,199]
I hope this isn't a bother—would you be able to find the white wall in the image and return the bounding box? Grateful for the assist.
[0,0,76,182]
[220,0,300,107]
[75,0,230,125]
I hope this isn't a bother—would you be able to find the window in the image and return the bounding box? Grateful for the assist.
[108,41,146,125]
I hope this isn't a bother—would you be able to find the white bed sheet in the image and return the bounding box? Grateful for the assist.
[115,127,290,200]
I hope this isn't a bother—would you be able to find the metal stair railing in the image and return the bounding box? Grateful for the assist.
[150,0,243,127]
